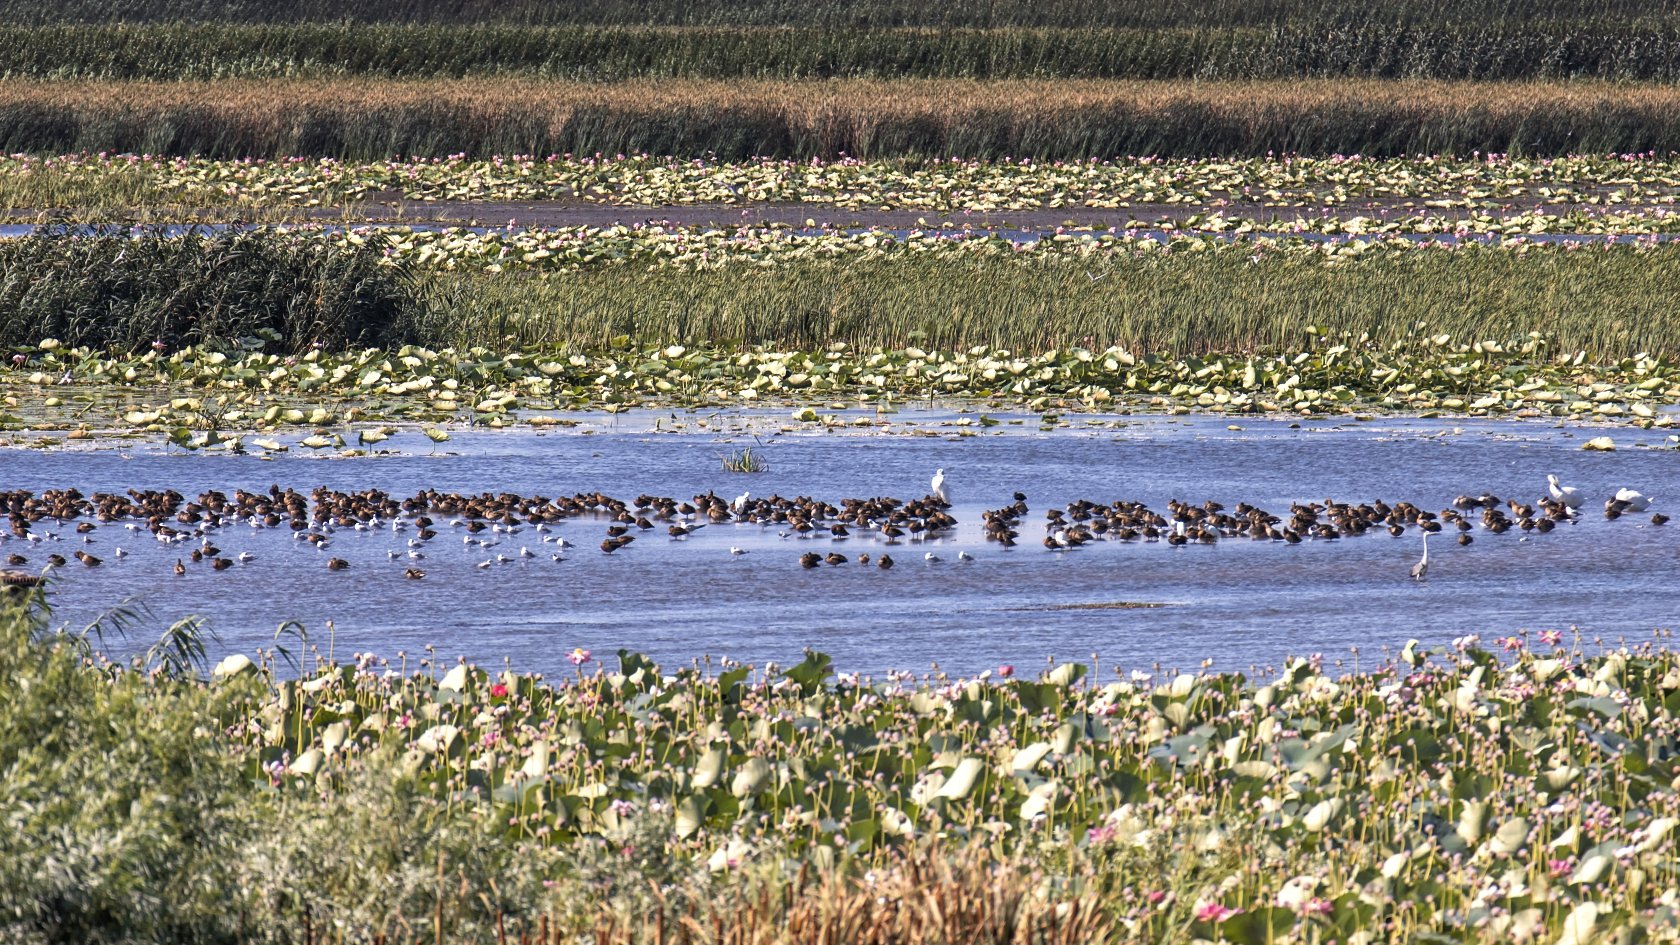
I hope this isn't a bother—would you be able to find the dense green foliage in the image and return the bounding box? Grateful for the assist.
[2,589,1679,942]
[0,229,420,354]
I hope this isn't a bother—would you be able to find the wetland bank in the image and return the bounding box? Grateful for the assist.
[10,1,1680,942]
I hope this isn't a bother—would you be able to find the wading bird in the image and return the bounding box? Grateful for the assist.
[931,468,949,504]
[1410,533,1430,582]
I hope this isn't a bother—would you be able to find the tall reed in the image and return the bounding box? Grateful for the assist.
[7,23,1680,81]
[431,248,1680,357]
[7,79,1680,158]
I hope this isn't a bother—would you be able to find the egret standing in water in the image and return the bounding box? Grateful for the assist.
[1410,533,1430,582]
[931,468,949,504]
[1548,475,1583,511]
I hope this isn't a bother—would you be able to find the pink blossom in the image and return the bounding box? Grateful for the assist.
[1193,901,1238,923]
[1539,630,1563,646]
[568,647,592,666]
[489,682,509,697]
[997,664,1014,678]
[1499,635,1525,652]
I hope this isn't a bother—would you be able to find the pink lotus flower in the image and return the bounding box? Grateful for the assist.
[1193,901,1238,923]
[489,682,508,697]
[568,647,591,666]
[1539,629,1564,646]
[996,664,1014,678]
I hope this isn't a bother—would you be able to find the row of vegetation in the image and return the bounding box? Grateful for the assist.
[10,23,1680,81]
[7,80,1680,159]
[11,152,1680,215]
[0,0,1671,28]
[4,590,1676,942]
[10,228,1680,357]
[7,232,1680,433]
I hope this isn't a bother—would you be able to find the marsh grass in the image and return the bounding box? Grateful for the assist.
[9,78,1680,158]
[0,228,420,353]
[436,249,1680,358]
[11,22,1680,82]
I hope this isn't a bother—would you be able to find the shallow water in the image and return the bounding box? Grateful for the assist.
[2,411,1675,678]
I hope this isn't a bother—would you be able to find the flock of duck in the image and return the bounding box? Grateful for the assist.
[0,470,1660,591]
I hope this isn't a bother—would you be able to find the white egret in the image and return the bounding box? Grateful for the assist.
[731,490,750,513]
[1547,475,1583,510]
[931,468,949,503]
[1410,533,1430,581]
[1614,488,1652,511]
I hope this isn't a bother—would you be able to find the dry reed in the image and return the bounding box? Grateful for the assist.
[5,78,1680,158]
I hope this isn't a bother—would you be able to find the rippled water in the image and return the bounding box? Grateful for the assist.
[2,411,1674,677]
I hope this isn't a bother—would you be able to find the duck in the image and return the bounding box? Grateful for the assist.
[404,568,425,580]
[326,558,350,571]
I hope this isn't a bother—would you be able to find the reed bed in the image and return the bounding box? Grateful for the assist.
[10,22,1680,81]
[9,79,1680,158]
[8,229,1680,359]
[0,229,419,353]
[0,0,1674,28]
[442,249,1680,356]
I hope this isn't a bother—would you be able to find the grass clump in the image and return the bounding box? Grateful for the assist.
[720,445,769,473]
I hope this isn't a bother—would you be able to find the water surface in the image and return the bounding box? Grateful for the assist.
[2,411,1672,678]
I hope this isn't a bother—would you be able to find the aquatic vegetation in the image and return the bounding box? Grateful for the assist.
[720,446,768,473]
[5,329,1680,434]
[111,610,1680,940]
[2,229,1680,428]
[14,79,1680,159]
[17,151,1680,214]
[10,579,1680,941]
